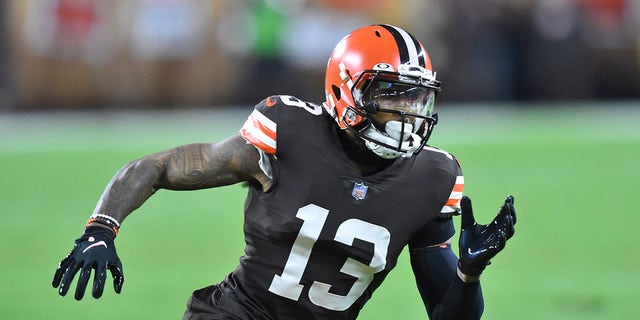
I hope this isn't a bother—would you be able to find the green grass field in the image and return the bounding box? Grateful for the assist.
[1,102,639,319]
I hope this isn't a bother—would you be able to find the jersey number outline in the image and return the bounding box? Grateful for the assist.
[279,95,324,115]
[268,204,391,311]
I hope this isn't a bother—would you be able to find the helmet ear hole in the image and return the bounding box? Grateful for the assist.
[332,85,341,100]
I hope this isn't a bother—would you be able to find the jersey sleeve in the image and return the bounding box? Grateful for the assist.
[441,173,463,215]
[239,96,279,155]
[425,147,463,215]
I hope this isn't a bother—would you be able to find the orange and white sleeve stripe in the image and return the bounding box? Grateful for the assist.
[239,109,277,155]
[441,175,464,214]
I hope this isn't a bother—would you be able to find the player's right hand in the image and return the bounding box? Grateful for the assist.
[52,226,124,300]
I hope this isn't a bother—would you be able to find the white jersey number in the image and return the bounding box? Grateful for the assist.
[280,95,324,115]
[268,204,391,311]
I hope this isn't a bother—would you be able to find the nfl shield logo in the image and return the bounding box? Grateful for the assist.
[352,182,368,200]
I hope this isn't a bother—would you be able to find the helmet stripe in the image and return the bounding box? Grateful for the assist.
[379,24,425,67]
[409,34,427,67]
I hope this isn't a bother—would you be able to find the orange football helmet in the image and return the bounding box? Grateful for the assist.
[323,24,441,158]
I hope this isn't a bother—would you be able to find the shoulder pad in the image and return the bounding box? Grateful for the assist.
[239,97,279,155]
[422,145,454,161]
[421,146,464,215]
[239,95,324,155]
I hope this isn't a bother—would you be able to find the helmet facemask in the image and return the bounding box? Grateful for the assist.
[345,68,440,159]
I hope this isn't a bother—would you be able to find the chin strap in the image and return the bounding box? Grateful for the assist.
[362,121,422,159]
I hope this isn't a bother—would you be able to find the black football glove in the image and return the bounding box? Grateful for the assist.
[52,226,124,300]
[458,195,517,277]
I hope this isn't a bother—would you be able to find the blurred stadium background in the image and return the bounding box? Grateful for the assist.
[1,0,639,319]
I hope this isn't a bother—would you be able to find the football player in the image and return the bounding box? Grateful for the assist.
[52,24,517,319]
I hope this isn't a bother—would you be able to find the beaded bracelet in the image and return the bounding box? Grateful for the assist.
[86,213,120,237]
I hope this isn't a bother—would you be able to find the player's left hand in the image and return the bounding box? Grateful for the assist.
[458,195,517,278]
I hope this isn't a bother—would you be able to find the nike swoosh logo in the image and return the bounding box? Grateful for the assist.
[83,241,108,253]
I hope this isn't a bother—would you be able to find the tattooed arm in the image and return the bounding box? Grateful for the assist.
[92,135,269,223]
[52,135,268,299]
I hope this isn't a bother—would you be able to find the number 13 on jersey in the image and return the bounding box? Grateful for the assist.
[268,204,391,311]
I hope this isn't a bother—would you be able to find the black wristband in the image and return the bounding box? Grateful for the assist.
[82,225,117,239]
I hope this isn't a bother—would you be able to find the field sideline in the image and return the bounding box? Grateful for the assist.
[1,101,639,319]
